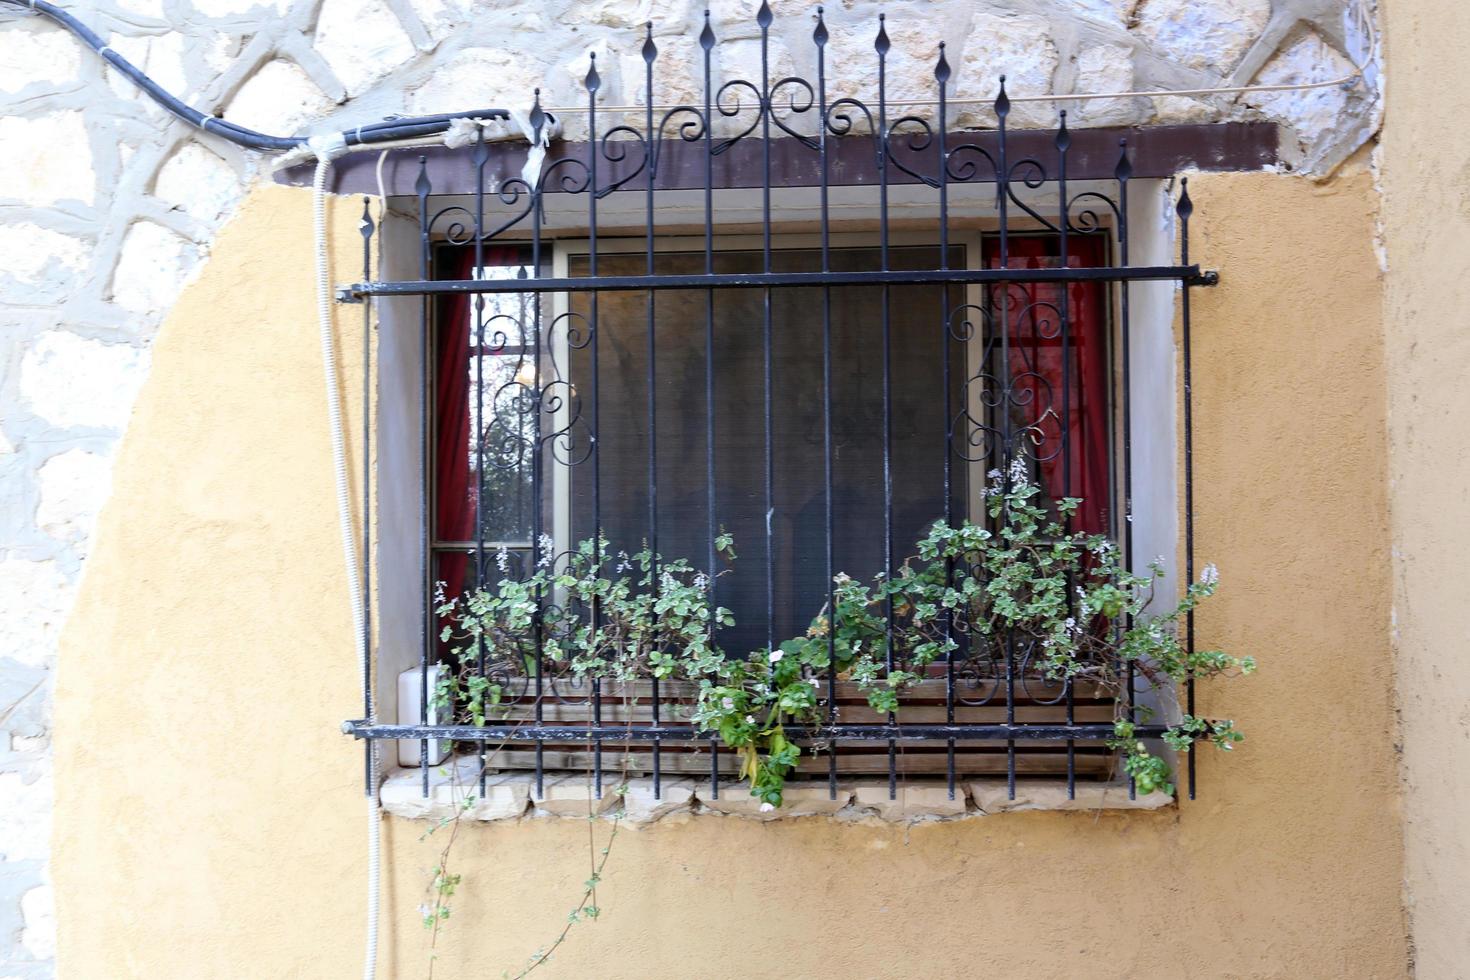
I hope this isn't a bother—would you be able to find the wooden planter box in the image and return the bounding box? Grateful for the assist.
[461,673,1117,781]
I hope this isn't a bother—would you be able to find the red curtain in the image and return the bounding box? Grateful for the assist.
[434,246,523,602]
[984,235,1110,535]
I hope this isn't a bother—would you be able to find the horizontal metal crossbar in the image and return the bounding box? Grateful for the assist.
[344,720,1159,742]
[341,264,1215,300]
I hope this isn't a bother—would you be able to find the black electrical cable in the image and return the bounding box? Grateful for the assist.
[1,0,513,151]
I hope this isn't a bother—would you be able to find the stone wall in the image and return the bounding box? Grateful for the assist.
[0,1,1377,975]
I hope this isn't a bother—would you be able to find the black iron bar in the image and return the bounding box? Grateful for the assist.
[530,118,547,800]
[416,157,433,798]
[761,2,776,666]
[997,80,1017,801]
[1116,140,1136,799]
[472,130,490,797]
[349,720,1168,741]
[816,7,838,802]
[935,42,956,802]
[1057,112,1076,801]
[1180,177,1198,801]
[643,27,662,799]
[876,14,898,803]
[587,56,605,800]
[701,11,720,802]
[350,265,1205,298]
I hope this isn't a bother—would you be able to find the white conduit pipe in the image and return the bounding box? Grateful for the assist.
[311,154,381,980]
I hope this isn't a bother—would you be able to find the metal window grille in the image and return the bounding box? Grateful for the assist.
[342,3,1216,804]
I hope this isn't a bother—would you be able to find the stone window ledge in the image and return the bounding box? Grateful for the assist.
[379,760,1172,826]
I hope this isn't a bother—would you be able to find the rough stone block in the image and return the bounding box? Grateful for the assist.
[19,331,149,430]
[36,449,112,552]
[1072,43,1147,128]
[21,883,55,960]
[155,142,242,226]
[380,762,530,821]
[954,11,1059,129]
[1244,30,1356,151]
[225,60,333,138]
[315,0,416,97]
[0,562,65,666]
[969,779,1172,814]
[531,774,622,818]
[616,777,695,825]
[698,783,854,820]
[0,769,52,861]
[1134,0,1269,74]
[111,220,200,316]
[0,23,82,92]
[409,48,544,117]
[0,223,89,295]
[852,781,969,821]
[0,112,94,206]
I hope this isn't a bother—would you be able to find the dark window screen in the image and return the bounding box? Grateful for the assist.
[567,245,964,653]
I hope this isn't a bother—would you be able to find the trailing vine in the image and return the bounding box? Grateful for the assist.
[434,464,1254,806]
[416,465,1254,972]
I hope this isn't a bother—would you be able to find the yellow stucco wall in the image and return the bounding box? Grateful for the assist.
[53,171,1407,978]
[1379,1,1470,975]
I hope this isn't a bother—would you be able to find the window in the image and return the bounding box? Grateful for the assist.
[420,227,1123,787]
[348,3,1214,804]
[432,235,1114,655]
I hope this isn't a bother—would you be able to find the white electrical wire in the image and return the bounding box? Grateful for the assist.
[312,155,381,980]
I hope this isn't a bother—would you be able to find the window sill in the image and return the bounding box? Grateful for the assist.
[379,758,1172,826]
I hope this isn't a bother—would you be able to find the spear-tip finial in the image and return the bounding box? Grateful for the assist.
[1114,138,1133,181]
[994,74,1010,120]
[935,41,950,85]
[643,22,657,62]
[586,51,601,93]
[700,9,716,50]
[875,12,890,55]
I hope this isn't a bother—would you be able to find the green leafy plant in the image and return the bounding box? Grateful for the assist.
[433,463,1254,808]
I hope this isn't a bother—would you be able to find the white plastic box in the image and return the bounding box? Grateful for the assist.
[397,664,450,767]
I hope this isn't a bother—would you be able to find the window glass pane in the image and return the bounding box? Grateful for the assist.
[433,252,538,607]
[567,245,964,654]
[982,234,1111,535]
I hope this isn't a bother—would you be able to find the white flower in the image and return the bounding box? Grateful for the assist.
[495,547,511,573]
[987,468,1003,481]
[1200,564,1219,586]
[759,802,775,812]
[1008,456,1028,484]
[693,572,710,591]
[769,650,784,664]
[721,696,735,710]
[744,714,755,724]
